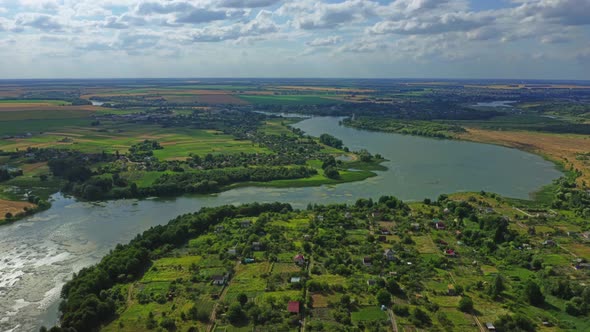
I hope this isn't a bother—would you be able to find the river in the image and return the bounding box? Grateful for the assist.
[0,116,561,331]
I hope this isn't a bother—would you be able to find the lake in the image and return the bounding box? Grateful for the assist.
[0,116,561,331]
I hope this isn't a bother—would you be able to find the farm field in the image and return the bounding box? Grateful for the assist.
[0,122,269,157]
[238,94,344,105]
[0,99,71,107]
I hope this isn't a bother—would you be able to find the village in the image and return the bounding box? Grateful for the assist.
[93,191,590,332]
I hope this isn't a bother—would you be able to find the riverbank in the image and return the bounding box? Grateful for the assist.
[458,128,590,187]
[229,158,386,189]
[0,199,50,226]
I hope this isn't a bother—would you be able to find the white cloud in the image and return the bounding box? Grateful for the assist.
[306,35,342,47]
[370,12,494,35]
[287,0,379,30]
[513,0,590,26]
[219,0,283,8]
[15,13,64,32]
[0,0,586,79]
[18,0,59,11]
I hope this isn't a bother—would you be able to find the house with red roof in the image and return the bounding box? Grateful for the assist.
[288,301,301,314]
[445,249,457,257]
[294,254,305,265]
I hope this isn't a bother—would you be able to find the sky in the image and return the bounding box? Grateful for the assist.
[0,0,589,80]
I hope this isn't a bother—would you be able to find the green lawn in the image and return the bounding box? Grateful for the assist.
[351,306,388,322]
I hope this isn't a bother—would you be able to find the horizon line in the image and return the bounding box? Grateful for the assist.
[0,77,589,83]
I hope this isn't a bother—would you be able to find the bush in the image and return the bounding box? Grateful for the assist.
[524,281,545,306]
[494,314,535,332]
[392,305,409,317]
[458,296,473,312]
[410,308,431,327]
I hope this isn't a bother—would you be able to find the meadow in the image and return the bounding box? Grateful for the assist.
[0,121,269,158]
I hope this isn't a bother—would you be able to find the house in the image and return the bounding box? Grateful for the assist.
[294,254,305,265]
[303,234,312,241]
[240,220,251,228]
[380,228,390,235]
[243,258,255,264]
[448,284,456,295]
[378,235,387,242]
[575,263,590,270]
[443,208,451,214]
[581,232,590,241]
[384,249,396,261]
[215,225,224,233]
[435,221,446,230]
[437,239,448,246]
[252,242,263,251]
[363,256,372,266]
[287,301,301,314]
[211,275,227,286]
[344,212,352,219]
[316,215,324,222]
[290,277,301,283]
[410,222,420,230]
[543,239,556,246]
[227,248,237,256]
[367,279,377,286]
[445,249,457,257]
[485,322,496,331]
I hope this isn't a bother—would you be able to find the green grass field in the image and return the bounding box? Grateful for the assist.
[351,306,388,322]
[0,122,269,158]
[238,94,343,105]
[0,99,70,105]
[0,109,95,121]
[0,118,91,136]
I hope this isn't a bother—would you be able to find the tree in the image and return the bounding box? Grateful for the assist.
[324,167,340,179]
[237,293,248,306]
[188,304,199,320]
[226,303,247,324]
[411,308,431,327]
[146,311,156,329]
[159,317,176,331]
[489,274,505,298]
[340,294,351,308]
[376,290,392,306]
[386,278,403,296]
[524,280,545,306]
[494,314,535,332]
[458,296,473,312]
[319,134,343,149]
